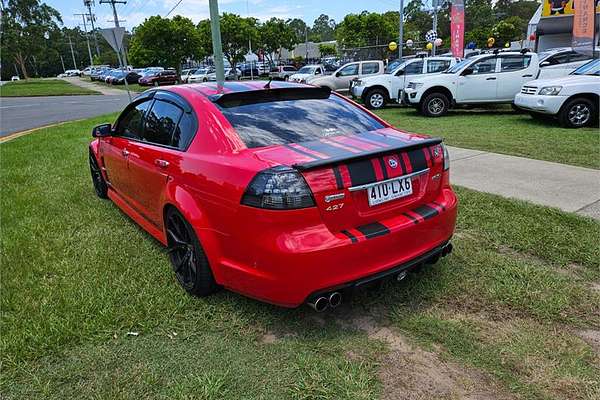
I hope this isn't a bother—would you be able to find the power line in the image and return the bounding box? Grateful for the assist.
[165,0,184,17]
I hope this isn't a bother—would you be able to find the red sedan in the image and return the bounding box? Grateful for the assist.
[89,81,457,311]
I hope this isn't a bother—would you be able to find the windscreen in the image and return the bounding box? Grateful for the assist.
[218,94,385,148]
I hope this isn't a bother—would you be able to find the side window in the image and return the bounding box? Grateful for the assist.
[172,112,197,150]
[143,100,183,146]
[315,68,322,75]
[546,53,570,65]
[427,60,451,73]
[470,57,497,74]
[404,61,424,75]
[338,63,359,76]
[115,100,152,140]
[361,62,380,75]
[568,51,590,62]
[500,55,532,72]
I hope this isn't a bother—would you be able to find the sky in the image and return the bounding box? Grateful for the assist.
[50,0,405,32]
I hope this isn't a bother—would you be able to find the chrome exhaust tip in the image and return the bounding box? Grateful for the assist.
[308,296,329,312]
[328,292,342,308]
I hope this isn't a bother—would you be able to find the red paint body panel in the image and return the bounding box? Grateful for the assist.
[89,82,457,307]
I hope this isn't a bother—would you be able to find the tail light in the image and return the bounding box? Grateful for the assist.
[241,166,315,210]
[442,143,450,171]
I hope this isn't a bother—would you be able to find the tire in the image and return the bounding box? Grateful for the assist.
[89,151,108,199]
[364,89,387,110]
[558,97,597,128]
[203,78,207,82]
[284,75,289,81]
[420,92,450,117]
[154,81,159,87]
[165,208,219,297]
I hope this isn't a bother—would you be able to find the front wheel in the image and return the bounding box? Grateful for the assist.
[420,92,450,117]
[364,89,387,110]
[165,208,219,297]
[559,98,597,128]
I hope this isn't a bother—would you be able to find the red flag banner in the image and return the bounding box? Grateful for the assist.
[451,0,465,58]
[572,0,596,57]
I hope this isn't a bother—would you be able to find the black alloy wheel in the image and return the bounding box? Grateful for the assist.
[89,152,108,199]
[166,208,218,297]
[559,98,597,128]
[420,92,450,117]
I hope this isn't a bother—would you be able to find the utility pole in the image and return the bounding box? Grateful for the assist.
[100,0,132,100]
[68,36,77,69]
[209,0,225,83]
[60,55,66,72]
[84,0,101,56]
[305,27,308,61]
[75,13,94,66]
[432,11,438,56]
[399,0,404,59]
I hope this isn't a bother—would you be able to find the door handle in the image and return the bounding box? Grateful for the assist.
[486,77,497,80]
[121,149,130,156]
[522,74,533,77]
[155,159,169,168]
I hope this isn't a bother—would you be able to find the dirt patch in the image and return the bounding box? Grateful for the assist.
[336,310,514,400]
[589,282,600,293]
[578,329,600,355]
[260,332,278,344]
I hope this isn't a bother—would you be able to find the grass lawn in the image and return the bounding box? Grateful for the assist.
[1,116,599,399]
[84,78,147,93]
[374,106,600,170]
[0,79,99,97]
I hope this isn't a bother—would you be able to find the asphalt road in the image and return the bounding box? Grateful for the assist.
[0,94,130,137]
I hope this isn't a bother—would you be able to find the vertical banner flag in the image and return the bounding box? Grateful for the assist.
[572,0,596,57]
[450,0,465,58]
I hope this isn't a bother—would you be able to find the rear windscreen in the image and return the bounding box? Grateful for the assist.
[217,95,384,148]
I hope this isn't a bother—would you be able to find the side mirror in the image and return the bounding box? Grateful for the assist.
[396,69,405,76]
[92,123,112,138]
[335,71,341,77]
[461,67,474,76]
[540,61,550,67]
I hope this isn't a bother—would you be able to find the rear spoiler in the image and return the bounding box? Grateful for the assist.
[210,86,331,108]
[292,137,443,171]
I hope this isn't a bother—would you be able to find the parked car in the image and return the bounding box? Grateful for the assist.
[404,51,540,117]
[90,67,110,81]
[64,69,82,77]
[11,75,20,81]
[514,58,599,128]
[112,70,142,85]
[138,69,179,86]
[537,47,598,79]
[139,67,164,78]
[238,64,260,77]
[308,60,385,93]
[289,65,326,83]
[351,57,459,109]
[269,65,298,80]
[104,69,121,84]
[88,81,456,309]
[207,68,241,81]
[187,67,215,83]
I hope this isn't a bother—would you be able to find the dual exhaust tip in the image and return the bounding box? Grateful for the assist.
[308,291,342,312]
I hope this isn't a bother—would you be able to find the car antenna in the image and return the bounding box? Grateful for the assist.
[264,77,273,89]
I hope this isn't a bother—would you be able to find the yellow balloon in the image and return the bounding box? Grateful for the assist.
[487,37,495,45]
[388,41,398,51]
[504,42,510,48]
[426,42,433,50]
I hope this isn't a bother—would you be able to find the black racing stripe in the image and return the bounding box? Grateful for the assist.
[341,230,358,243]
[350,135,385,149]
[332,166,344,189]
[358,131,396,147]
[301,140,354,158]
[355,222,390,239]
[398,154,407,174]
[431,201,446,211]
[329,137,365,152]
[425,146,434,164]
[346,158,377,186]
[377,157,389,179]
[407,148,428,172]
[403,213,419,224]
[412,205,439,220]
[284,144,320,160]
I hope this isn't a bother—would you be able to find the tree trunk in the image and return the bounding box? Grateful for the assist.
[15,52,29,79]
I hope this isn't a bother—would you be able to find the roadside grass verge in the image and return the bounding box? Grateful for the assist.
[374,106,600,169]
[84,78,146,93]
[0,79,99,97]
[1,115,598,399]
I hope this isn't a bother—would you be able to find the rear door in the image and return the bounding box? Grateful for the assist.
[496,54,534,101]
[126,93,196,227]
[101,99,152,198]
[334,63,360,90]
[360,61,382,78]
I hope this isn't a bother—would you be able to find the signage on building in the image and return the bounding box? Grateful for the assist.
[542,0,600,17]
[572,0,597,56]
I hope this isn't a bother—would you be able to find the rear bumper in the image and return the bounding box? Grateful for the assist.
[217,188,458,307]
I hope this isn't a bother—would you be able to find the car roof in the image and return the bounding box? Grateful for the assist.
[162,81,313,99]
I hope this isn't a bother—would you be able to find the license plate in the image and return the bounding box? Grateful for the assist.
[367,177,413,206]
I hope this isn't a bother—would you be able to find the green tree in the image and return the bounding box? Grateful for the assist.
[310,14,336,42]
[259,18,297,65]
[318,43,337,56]
[129,15,201,73]
[492,16,524,45]
[286,18,309,43]
[1,0,62,79]
[465,0,496,33]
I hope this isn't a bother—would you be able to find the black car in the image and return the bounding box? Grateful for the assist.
[238,64,260,77]
[112,71,141,85]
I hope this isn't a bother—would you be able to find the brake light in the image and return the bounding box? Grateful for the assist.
[241,166,315,209]
[442,143,450,171]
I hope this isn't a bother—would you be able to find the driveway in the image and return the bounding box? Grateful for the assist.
[0,94,130,136]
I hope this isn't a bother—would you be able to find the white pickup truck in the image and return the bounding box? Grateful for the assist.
[404,51,540,117]
[514,58,599,128]
[308,60,384,93]
[350,56,459,109]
